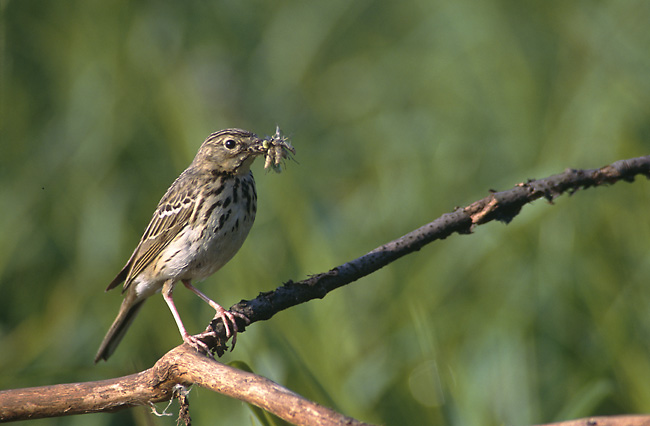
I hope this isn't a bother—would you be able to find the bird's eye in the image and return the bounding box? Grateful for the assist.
[224,139,237,150]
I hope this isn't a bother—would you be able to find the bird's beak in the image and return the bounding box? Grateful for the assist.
[247,137,269,155]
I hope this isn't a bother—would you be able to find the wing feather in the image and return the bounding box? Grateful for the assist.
[106,172,203,292]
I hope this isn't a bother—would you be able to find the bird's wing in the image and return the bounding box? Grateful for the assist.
[106,173,200,292]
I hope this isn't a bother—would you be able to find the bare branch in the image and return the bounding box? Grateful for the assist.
[0,346,373,425]
[535,414,650,426]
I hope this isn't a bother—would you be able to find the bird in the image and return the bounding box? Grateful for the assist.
[95,128,290,362]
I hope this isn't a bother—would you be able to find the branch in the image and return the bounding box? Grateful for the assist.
[202,155,650,351]
[0,345,372,425]
[535,415,650,426]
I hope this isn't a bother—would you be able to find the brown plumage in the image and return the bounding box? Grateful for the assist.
[95,128,293,362]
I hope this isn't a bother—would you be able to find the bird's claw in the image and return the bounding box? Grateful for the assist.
[182,333,212,356]
[209,308,250,351]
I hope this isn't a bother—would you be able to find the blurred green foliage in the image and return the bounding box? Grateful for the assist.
[1,0,650,425]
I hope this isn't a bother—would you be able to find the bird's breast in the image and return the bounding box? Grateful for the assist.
[155,174,257,282]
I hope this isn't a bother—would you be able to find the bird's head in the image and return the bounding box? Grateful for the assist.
[192,128,267,175]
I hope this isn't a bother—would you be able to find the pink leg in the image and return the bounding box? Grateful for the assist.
[162,280,209,353]
[182,280,249,349]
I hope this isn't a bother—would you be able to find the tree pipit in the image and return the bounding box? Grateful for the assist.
[95,128,294,362]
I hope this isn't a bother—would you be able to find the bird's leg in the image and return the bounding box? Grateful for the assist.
[162,280,209,354]
[181,279,249,349]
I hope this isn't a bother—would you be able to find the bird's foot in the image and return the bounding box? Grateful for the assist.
[208,306,250,351]
[181,332,212,356]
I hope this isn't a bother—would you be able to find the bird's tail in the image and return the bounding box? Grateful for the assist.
[94,297,145,363]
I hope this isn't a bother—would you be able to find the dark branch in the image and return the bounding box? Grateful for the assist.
[202,155,650,353]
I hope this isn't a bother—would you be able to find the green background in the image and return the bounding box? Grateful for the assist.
[1,1,650,425]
